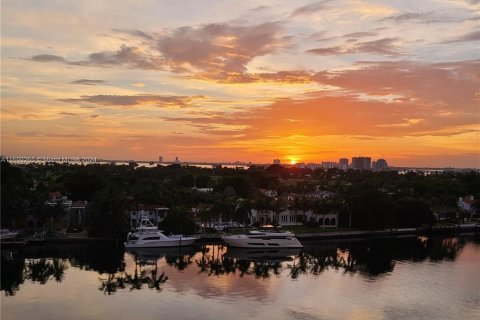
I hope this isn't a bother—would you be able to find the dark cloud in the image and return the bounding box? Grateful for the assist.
[307,38,403,56]
[291,1,330,17]
[71,79,106,85]
[441,30,480,43]
[306,46,343,55]
[158,22,290,77]
[79,45,163,69]
[30,45,163,70]
[30,54,67,63]
[343,32,378,38]
[251,6,269,12]
[58,111,78,116]
[111,28,155,41]
[381,11,467,24]
[30,22,290,82]
[60,94,205,108]
[354,38,402,55]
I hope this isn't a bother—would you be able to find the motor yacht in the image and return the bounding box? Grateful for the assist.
[222,230,303,248]
[124,218,196,248]
[0,229,19,240]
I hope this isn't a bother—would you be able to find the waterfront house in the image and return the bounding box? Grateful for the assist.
[25,192,87,232]
[250,208,338,227]
[129,205,169,229]
[458,195,477,212]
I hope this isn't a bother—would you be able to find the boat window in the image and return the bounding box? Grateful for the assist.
[143,237,161,240]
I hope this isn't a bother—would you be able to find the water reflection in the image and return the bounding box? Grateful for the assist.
[98,247,199,295]
[25,258,68,284]
[1,242,124,296]
[1,235,478,296]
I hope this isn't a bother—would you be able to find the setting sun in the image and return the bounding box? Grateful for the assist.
[288,156,300,165]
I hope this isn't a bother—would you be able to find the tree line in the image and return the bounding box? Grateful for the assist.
[1,161,479,237]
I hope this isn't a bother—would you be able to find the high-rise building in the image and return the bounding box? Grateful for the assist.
[273,159,281,165]
[321,161,337,169]
[175,156,180,164]
[159,156,163,163]
[339,158,349,170]
[374,158,388,170]
[307,163,317,170]
[351,157,371,170]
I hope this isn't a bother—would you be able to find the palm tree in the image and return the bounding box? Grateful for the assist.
[300,196,311,225]
[270,197,286,226]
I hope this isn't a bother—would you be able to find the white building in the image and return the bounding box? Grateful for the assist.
[458,196,477,212]
[259,189,278,198]
[129,205,169,229]
[250,209,338,228]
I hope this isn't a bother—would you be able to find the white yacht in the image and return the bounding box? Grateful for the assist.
[124,218,196,248]
[0,229,19,240]
[222,230,303,248]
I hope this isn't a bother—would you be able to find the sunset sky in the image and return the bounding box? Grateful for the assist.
[2,0,479,167]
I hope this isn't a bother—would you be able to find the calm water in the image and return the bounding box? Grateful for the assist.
[1,235,479,320]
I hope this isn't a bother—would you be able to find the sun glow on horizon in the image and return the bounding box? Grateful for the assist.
[288,156,300,165]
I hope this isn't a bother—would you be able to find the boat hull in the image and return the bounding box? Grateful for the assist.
[0,229,19,240]
[0,234,18,240]
[124,238,196,248]
[222,235,303,248]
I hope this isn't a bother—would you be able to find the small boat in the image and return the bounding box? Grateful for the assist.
[222,230,303,248]
[124,218,196,248]
[0,229,19,240]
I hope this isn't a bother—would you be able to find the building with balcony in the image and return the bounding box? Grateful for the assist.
[129,205,169,229]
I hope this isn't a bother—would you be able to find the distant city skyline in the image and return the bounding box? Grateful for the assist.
[2,1,479,168]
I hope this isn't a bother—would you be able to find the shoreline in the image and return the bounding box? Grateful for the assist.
[1,224,478,247]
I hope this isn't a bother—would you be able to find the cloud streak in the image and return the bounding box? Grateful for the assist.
[381,11,468,24]
[307,37,404,56]
[71,79,105,85]
[31,45,163,70]
[441,30,480,43]
[60,94,205,108]
[291,1,330,17]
